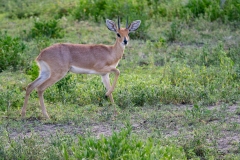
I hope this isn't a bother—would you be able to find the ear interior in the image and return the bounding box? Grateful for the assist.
[128,20,141,33]
[106,19,117,32]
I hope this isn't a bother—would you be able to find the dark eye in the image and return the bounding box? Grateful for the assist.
[117,33,121,38]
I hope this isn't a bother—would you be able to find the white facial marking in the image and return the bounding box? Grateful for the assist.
[120,43,126,48]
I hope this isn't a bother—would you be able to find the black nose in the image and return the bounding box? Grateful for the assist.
[124,38,128,45]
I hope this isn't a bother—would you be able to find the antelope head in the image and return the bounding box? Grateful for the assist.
[106,17,141,47]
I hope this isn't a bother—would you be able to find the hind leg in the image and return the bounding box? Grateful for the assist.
[37,71,68,119]
[21,77,47,117]
[21,61,50,118]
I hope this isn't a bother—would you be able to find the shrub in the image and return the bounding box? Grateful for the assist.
[26,61,39,81]
[0,85,23,112]
[146,0,240,23]
[179,0,240,22]
[0,32,26,72]
[165,19,182,42]
[2,0,73,19]
[3,0,40,19]
[221,0,240,21]
[29,19,64,39]
[70,126,187,159]
[184,0,221,21]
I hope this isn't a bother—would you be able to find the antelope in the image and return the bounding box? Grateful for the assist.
[21,18,141,119]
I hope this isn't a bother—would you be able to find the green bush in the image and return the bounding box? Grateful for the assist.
[70,126,186,159]
[0,85,23,111]
[184,0,221,21]
[29,19,64,39]
[1,0,72,19]
[179,0,240,22]
[146,0,183,20]
[3,0,40,19]
[146,0,240,22]
[222,0,240,21]
[165,19,182,42]
[26,61,39,81]
[0,32,26,72]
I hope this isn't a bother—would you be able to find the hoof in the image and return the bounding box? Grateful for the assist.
[43,113,50,119]
[44,115,50,119]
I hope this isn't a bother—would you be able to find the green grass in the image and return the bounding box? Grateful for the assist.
[0,0,240,159]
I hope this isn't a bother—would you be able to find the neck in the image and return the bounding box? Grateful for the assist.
[114,40,125,52]
[113,40,125,59]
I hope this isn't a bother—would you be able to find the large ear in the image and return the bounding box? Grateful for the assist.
[128,20,141,33]
[106,19,117,33]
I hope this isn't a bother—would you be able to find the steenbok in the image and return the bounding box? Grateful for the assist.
[21,18,141,119]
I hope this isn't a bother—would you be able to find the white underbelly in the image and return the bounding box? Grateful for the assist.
[69,66,101,74]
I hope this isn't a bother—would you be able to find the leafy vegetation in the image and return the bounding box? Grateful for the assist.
[0,32,26,72]
[146,0,240,22]
[71,126,186,159]
[0,124,186,159]
[0,0,239,159]
[29,19,64,39]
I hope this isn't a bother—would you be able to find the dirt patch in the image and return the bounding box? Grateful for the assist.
[8,120,114,140]
[218,131,240,154]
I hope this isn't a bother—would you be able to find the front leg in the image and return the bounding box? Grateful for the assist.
[105,68,120,97]
[101,73,114,103]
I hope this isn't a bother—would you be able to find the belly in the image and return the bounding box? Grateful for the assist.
[69,66,101,74]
